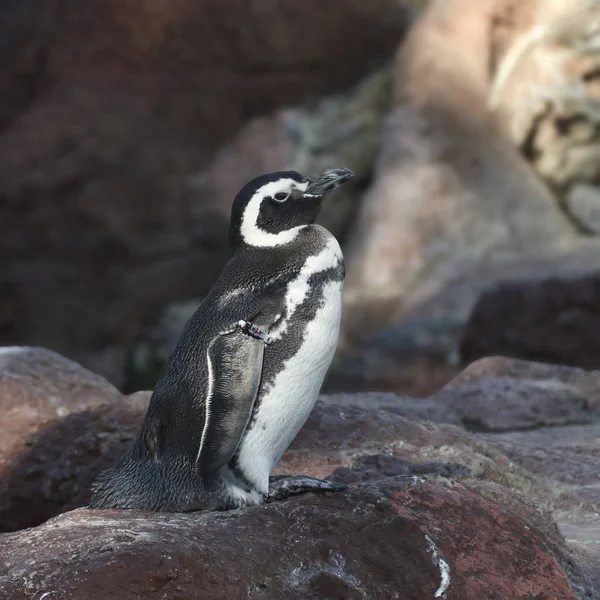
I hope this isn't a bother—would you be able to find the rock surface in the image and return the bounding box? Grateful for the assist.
[0,478,579,600]
[1,0,413,387]
[460,269,600,370]
[0,349,598,596]
[489,0,600,209]
[0,346,124,532]
[341,0,578,341]
[332,0,600,397]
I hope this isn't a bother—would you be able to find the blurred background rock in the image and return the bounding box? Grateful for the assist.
[4,0,600,396]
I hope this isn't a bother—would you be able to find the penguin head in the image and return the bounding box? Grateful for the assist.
[230,168,354,248]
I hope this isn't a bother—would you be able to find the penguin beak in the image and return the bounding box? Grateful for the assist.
[304,167,354,197]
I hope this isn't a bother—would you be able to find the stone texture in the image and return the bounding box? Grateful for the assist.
[0,0,413,387]
[341,0,577,342]
[566,184,600,234]
[332,0,600,397]
[326,355,600,433]
[0,478,579,600]
[460,270,600,370]
[488,0,600,198]
[0,386,527,533]
[326,315,462,397]
[0,346,124,532]
[0,349,598,595]
[0,346,120,416]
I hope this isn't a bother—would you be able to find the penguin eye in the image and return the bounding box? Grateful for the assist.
[273,192,290,202]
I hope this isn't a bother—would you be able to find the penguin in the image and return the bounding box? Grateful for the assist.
[90,167,354,512]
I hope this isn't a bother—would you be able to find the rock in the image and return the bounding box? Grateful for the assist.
[488,0,600,196]
[326,355,600,433]
[565,183,600,235]
[326,356,600,594]
[333,245,600,395]
[0,346,124,532]
[460,270,600,370]
[326,314,462,397]
[0,1,413,388]
[0,346,120,416]
[0,385,530,532]
[341,0,577,340]
[0,393,148,534]
[0,350,597,594]
[0,478,580,600]
[333,0,600,396]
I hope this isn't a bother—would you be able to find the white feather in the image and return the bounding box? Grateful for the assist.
[232,277,343,495]
[240,179,309,247]
[196,340,215,465]
[270,236,343,341]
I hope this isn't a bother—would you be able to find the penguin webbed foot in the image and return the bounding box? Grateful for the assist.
[267,475,346,502]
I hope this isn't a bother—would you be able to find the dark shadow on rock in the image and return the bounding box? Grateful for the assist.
[0,393,148,532]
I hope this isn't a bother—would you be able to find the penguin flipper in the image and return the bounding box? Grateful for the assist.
[196,329,264,474]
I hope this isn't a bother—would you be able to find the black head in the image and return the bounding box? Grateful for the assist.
[229,168,354,249]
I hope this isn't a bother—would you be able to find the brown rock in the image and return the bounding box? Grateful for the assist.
[0,346,120,415]
[488,1,600,197]
[342,0,576,341]
[0,347,123,532]
[460,271,600,370]
[0,350,598,594]
[326,315,462,397]
[0,478,579,600]
[1,386,528,532]
[0,0,412,386]
[335,0,600,397]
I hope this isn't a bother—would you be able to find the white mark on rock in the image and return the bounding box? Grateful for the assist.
[425,535,450,599]
[39,593,56,600]
[0,346,27,356]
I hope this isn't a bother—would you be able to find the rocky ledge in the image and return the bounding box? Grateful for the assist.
[0,347,598,598]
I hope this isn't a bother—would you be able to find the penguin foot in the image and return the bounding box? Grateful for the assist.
[267,475,346,502]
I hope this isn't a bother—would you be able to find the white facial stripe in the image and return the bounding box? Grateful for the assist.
[240,178,309,247]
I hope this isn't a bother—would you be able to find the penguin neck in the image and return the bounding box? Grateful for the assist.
[230,224,308,251]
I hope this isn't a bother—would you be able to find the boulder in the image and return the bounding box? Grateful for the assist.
[0,0,413,387]
[341,0,578,341]
[488,0,600,205]
[0,349,598,594]
[334,0,600,396]
[460,270,600,369]
[0,478,579,600]
[0,346,123,532]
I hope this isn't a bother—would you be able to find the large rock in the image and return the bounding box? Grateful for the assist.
[0,478,579,600]
[488,0,600,203]
[461,269,600,370]
[334,0,600,396]
[0,0,413,387]
[0,346,123,532]
[1,349,598,595]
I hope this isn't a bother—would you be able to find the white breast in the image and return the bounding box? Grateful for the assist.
[228,238,344,496]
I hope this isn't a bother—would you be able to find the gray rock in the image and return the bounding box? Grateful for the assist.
[566,183,600,234]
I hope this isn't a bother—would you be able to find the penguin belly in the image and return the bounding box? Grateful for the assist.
[226,278,343,497]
